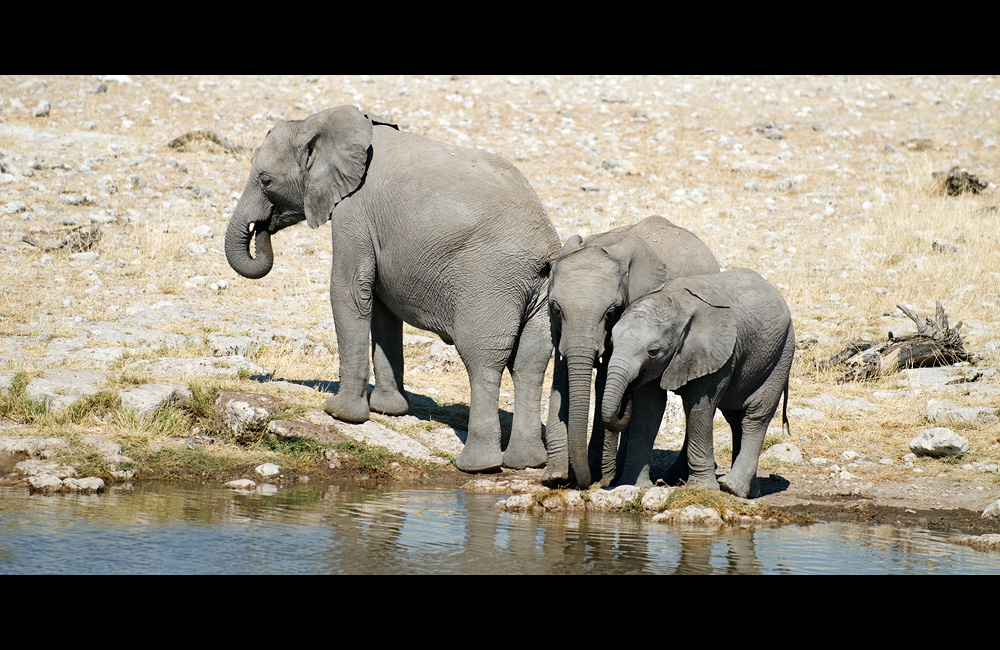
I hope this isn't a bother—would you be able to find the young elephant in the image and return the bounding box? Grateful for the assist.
[601,268,795,498]
[224,106,560,474]
[543,216,720,489]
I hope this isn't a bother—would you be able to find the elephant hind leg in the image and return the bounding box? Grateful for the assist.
[719,410,769,499]
[452,317,519,473]
[502,307,550,470]
[368,298,409,416]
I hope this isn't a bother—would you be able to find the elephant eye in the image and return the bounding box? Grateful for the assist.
[647,345,661,358]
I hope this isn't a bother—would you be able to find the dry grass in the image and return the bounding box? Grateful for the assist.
[1,75,997,481]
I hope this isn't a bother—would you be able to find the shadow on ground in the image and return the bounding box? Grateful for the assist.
[257,376,527,448]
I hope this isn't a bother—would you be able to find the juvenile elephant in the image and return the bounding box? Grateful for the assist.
[224,106,561,473]
[542,216,720,489]
[601,268,795,498]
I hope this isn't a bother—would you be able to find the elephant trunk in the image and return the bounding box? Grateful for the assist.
[224,184,274,280]
[565,347,598,489]
[602,366,635,433]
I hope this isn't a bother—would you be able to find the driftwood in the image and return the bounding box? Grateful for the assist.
[21,223,101,252]
[818,301,973,382]
[168,129,248,154]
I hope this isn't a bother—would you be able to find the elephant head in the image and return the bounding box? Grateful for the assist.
[547,234,674,488]
[224,106,378,279]
[602,284,737,432]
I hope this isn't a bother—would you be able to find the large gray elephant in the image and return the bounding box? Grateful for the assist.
[224,106,561,473]
[542,216,720,489]
[601,268,795,498]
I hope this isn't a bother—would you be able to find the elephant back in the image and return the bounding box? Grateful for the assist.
[630,216,720,278]
[362,127,558,254]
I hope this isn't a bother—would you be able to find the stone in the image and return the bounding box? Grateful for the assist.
[909,427,969,457]
[62,477,105,492]
[28,474,63,491]
[225,479,256,490]
[119,384,193,418]
[24,369,106,413]
[216,390,283,434]
[255,462,281,477]
[127,356,268,380]
[761,442,803,463]
[652,504,723,527]
[640,486,674,512]
[925,399,999,426]
[981,500,1000,519]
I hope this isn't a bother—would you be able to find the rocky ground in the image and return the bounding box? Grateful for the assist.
[1,76,999,546]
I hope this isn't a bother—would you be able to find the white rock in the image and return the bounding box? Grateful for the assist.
[255,462,281,477]
[225,479,256,490]
[981,500,1000,519]
[909,427,969,457]
[63,477,105,492]
[761,442,802,463]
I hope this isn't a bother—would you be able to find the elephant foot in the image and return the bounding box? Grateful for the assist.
[502,437,547,470]
[456,440,503,474]
[541,463,570,488]
[369,387,409,417]
[682,473,720,492]
[719,473,760,499]
[324,392,370,424]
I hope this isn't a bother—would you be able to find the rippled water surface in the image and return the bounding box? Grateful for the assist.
[1,483,998,574]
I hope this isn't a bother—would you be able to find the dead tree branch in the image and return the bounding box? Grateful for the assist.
[817,301,973,382]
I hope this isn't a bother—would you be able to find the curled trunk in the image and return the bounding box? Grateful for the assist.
[224,184,274,279]
[602,368,635,433]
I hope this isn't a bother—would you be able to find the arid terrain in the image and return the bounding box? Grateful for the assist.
[1,75,998,537]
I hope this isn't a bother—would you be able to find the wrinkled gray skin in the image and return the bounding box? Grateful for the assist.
[601,268,795,498]
[542,216,720,489]
[224,106,560,473]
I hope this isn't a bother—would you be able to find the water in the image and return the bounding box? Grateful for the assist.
[1,483,998,574]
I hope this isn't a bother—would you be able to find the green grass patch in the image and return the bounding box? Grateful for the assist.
[263,435,331,469]
[333,440,434,472]
[187,383,220,419]
[0,371,48,423]
[57,390,120,425]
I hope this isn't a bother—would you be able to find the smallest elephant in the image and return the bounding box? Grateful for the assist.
[601,268,795,498]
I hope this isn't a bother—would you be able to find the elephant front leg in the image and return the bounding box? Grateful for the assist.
[541,354,570,486]
[368,298,409,417]
[324,265,375,424]
[680,390,720,491]
[503,307,551,470]
[614,382,666,487]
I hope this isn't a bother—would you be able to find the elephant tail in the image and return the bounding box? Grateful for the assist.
[521,267,551,325]
[781,377,790,438]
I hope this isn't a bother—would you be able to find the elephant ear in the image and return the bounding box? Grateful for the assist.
[603,236,670,304]
[364,112,399,130]
[301,106,374,229]
[557,234,584,259]
[659,287,737,392]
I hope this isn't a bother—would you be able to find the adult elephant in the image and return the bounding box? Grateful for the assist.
[224,106,560,473]
[601,268,795,498]
[542,216,720,489]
